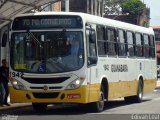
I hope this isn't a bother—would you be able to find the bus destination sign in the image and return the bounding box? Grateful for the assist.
[23,18,72,27]
[12,15,83,30]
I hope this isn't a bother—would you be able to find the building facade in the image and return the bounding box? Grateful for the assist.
[151,26,160,66]
[52,0,105,17]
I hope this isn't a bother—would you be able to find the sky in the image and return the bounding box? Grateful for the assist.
[142,0,160,26]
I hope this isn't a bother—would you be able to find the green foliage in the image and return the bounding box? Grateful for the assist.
[104,0,145,15]
[121,0,145,15]
[104,0,129,15]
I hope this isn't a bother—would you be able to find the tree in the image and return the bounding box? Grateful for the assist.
[104,0,129,15]
[121,0,145,15]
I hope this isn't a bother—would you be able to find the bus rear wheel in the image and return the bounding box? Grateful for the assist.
[124,79,143,103]
[90,85,105,112]
[134,79,143,102]
[32,103,47,112]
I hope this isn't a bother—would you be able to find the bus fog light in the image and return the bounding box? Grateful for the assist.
[65,79,84,90]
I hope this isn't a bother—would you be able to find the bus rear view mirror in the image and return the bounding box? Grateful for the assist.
[87,56,97,65]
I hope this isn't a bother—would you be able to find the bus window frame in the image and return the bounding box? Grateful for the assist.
[86,25,98,67]
[126,30,136,58]
[117,28,127,57]
[96,24,107,57]
[150,35,156,58]
[135,32,143,58]
[106,27,118,57]
[143,34,150,58]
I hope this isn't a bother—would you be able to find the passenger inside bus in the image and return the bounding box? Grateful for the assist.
[61,38,80,69]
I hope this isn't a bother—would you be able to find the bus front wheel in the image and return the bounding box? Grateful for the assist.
[90,85,105,112]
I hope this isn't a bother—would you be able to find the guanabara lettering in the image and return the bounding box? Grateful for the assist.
[111,64,128,72]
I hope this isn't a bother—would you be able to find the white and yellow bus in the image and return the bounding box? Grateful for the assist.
[8,12,156,112]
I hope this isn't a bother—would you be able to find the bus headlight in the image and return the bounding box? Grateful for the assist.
[65,79,84,90]
[11,79,27,90]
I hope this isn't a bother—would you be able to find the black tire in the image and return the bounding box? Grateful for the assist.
[32,103,47,112]
[90,85,105,112]
[134,80,143,103]
[124,80,143,103]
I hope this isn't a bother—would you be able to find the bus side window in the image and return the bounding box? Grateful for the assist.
[150,35,155,58]
[117,29,126,57]
[143,34,150,58]
[107,28,117,56]
[2,32,7,47]
[97,25,106,56]
[126,31,135,57]
[135,33,143,57]
[86,28,97,66]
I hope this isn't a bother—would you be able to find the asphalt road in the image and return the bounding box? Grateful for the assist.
[0,89,160,120]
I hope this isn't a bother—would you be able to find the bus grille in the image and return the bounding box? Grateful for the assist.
[30,86,63,90]
[22,77,70,84]
[32,92,59,99]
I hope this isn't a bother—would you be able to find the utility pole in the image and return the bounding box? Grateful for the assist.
[65,0,69,12]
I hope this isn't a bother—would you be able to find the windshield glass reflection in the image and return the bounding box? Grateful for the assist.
[10,31,84,73]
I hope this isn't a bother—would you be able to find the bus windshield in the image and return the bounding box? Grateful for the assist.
[10,31,84,73]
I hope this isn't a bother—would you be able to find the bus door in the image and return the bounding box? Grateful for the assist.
[86,25,98,102]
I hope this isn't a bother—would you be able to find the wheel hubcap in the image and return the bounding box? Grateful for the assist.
[98,91,104,109]
[139,87,143,99]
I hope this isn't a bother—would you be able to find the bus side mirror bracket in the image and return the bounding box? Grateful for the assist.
[2,32,7,47]
[89,32,96,43]
[87,57,97,66]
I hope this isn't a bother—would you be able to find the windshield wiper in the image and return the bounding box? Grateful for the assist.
[26,31,42,47]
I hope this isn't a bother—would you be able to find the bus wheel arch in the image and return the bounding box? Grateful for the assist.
[89,78,108,112]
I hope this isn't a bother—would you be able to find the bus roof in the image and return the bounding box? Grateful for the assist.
[150,26,160,29]
[13,12,154,35]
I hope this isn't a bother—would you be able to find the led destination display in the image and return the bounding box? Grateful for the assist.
[12,15,83,30]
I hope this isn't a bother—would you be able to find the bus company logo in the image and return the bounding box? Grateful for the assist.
[43,85,49,91]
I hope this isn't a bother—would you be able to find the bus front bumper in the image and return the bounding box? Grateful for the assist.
[9,84,100,104]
